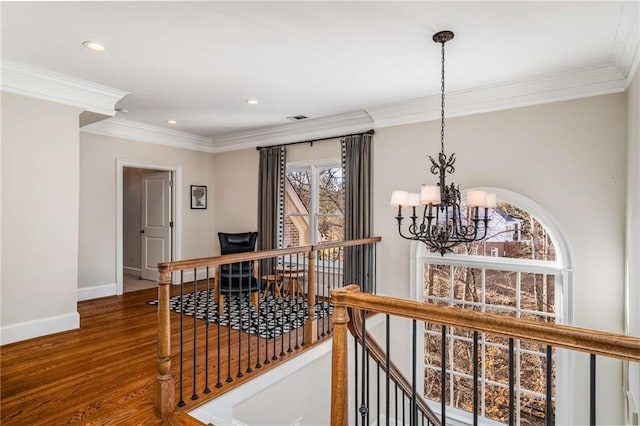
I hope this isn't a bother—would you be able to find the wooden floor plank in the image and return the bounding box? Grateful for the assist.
[1,286,325,425]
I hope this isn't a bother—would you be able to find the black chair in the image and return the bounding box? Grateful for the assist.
[216,232,260,314]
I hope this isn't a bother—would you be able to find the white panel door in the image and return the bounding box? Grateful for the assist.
[141,171,172,281]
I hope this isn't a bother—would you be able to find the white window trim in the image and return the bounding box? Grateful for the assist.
[410,187,574,425]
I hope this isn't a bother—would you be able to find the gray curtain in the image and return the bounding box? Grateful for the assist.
[258,146,286,273]
[342,133,373,293]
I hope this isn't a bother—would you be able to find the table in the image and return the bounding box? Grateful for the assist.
[275,265,306,299]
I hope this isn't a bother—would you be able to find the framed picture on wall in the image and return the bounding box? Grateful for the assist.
[190,185,207,209]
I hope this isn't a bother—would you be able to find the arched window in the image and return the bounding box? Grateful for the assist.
[412,189,572,425]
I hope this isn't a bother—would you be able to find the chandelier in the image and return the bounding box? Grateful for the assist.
[390,30,496,256]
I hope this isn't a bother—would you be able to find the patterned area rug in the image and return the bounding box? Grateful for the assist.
[148,289,332,339]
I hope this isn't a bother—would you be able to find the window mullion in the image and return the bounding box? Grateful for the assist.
[310,165,319,244]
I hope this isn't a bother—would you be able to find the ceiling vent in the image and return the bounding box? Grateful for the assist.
[287,115,308,121]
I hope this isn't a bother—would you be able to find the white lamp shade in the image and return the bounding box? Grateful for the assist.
[420,185,441,205]
[390,190,409,207]
[486,193,497,208]
[466,190,487,207]
[407,193,421,206]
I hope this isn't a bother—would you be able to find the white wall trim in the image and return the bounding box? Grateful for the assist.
[77,283,117,301]
[116,159,183,295]
[0,312,80,345]
[123,266,141,274]
[211,110,374,153]
[614,1,640,85]
[0,60,128,116]
[71,62,629,154]
[368,63,626,129]
[82,118,215,153]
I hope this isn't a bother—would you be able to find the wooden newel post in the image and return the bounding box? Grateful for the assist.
[154,268,175,418]
[304,250,318,344]
[330,287,350,426]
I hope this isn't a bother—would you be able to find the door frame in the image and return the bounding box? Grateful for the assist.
[116,159,182,295]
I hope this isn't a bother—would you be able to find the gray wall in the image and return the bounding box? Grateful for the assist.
[78,132,216,289]
[1,92,82,342]
[210,93,629,423]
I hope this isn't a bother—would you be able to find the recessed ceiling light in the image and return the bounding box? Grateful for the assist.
[82,40,106,52]
[166,120,177,125]
[245,99,259,105]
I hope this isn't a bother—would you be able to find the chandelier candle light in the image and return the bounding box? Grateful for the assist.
[391,30,496,255]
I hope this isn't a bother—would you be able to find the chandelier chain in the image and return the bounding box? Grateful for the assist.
[440,40,446,156]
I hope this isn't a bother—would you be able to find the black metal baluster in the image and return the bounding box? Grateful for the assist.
[296,252,304,350]
[386,314,390,426]
[360,311,368,424]
[412,319,417,426]
[545,345,553,426]
[441,325,446,424]
[255,260,262,370]
[546,345,552,426]
[287,254,296,353]
[320,249,331,337]
[246,262,253,374]
[203,267,211,394]
[272,257,279,361]
[377,361,381,426]
[402,392,405,425]
[328,247,334,334]
[191,268,199,401]
[236,264,243,378]
[178,270,185,407]
[226,269,232,383]
[590,353,596,425]
[355,334,359,426]
[509,338,515,426]
[473,331,479,426]
[216,267,222,389]
[366,349,370,424]
[395,381,398,426]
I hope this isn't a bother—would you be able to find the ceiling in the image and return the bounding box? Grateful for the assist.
[1,1,638,147]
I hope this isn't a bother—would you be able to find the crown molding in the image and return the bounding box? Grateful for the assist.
[367,63,627,129]
[0,60,128,116]
[211,110,373,153]
[81,117,215,152]
[613,1,640,86]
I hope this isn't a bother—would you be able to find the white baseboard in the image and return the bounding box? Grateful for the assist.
[77,283,117,301]
[0,312,80,345]
[123,266,141,274]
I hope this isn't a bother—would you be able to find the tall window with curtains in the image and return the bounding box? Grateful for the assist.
[284,163,344,247]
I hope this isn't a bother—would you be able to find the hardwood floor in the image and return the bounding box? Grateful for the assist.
[1,286,325,425]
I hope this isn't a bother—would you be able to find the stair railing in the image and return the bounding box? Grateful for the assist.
[154,237,381,418]
[330,285,640,426]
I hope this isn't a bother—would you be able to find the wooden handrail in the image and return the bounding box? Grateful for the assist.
[347,308,440,425]
[332,285,640,362]
[155,237,382,419]
[158,237,381,273]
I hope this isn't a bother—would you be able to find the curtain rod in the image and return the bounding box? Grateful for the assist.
[255,129,374,151]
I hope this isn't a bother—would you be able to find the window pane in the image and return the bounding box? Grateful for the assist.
[317,214,343,243]
[318,167,343,215]
[424,264,450,299]
[453,266,482,305]
[485,270,517,308]
[521,273,555,315]
[286,169,311,212]
[451,201,557,261]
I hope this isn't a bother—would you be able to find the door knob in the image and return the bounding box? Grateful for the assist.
[140,229,145,234]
